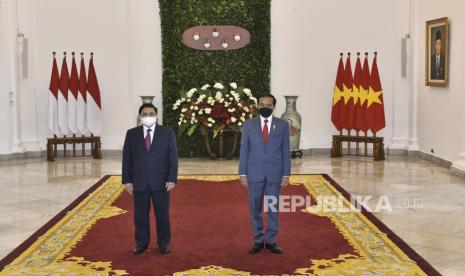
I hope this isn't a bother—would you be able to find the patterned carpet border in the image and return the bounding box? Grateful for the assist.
[0,174,441,275]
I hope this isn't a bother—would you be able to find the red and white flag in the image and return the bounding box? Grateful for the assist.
[58,56,69,135]
[48,55,60,136]
[67,54,79,134]
[86,55,103,135]
[77,54,88,135]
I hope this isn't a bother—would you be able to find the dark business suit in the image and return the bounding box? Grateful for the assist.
[431,54,445,80]
[122,124,178,248]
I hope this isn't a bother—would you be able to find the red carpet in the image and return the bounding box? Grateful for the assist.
[0,175,440,275]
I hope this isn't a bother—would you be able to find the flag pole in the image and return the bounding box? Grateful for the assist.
[372,51,378,142]
[78,52,85,156]
[52,51,57,157]
[53,50,56,146]
[364,131,368,156]
[364,52,369,157]
[347,52,351,156]
[62,51,68,157]
[338,52,343,138]
[355,52,360,156]
[71,52,76,157]
[90,52,94,156]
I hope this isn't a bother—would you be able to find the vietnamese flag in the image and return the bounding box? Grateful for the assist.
[358,54,371,133]
[352,54,364,132]
[365,53,386,134]
[339,54,353,131]
[331,54,345,131]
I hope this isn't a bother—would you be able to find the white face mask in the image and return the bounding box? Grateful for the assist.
[141,116,157,127]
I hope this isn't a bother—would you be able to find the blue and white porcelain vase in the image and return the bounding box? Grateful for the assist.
[280,96,301,151]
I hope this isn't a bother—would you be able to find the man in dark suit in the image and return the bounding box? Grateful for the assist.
[122,103,178,255]
[431,30,445,80]
[239,94,291,254]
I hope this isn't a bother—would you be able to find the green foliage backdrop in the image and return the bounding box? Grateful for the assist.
[158,0,270,157]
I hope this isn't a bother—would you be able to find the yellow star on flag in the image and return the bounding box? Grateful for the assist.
[358,87,368,105]
[332,87,343,106]
[342,84,352,104]
[352,86,360,105]
[367,87,382,108]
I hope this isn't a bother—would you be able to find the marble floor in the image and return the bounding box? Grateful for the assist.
[0,154,465,275]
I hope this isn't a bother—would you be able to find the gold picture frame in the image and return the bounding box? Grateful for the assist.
[425,17,449,87]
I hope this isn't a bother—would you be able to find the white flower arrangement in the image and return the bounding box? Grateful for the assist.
[174,82,257,138]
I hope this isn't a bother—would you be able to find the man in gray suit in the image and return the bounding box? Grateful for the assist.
[239,94,291,254]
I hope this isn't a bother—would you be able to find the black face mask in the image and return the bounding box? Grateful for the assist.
[258,107,273,118]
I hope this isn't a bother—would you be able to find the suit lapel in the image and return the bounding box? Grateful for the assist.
[267,116,279,143]
[135,126,146,153]
[253,117,265,146]
[149,124,161,154]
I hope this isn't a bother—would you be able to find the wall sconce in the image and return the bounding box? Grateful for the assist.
[203,40,211,49]
[212,28,219,38]
[193,32,200,41]
[234,34,241,42]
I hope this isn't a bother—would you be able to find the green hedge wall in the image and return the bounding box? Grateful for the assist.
[158,0,270,157]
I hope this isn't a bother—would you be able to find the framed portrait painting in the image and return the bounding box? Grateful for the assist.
[425,17,449,87]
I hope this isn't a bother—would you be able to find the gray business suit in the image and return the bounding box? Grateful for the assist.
[239,116,291,244]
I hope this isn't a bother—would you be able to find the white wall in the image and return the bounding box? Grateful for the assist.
[0,1,12,154]
[271,0,412,150]
[410,0,465,169]
[0,0,418,157]
[0,0,163,153]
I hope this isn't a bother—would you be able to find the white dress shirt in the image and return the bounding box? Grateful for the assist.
[143,124,155,143]
[260,115,273,131]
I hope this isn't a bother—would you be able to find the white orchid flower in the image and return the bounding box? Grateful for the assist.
[214,82,224,89]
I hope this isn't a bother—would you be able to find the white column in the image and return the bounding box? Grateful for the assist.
[407,0,419,151]
[1,0,23,154]
[387,0,413,151]
[127,0,163,124]
[13,0,43,152]
[0,0,12,154]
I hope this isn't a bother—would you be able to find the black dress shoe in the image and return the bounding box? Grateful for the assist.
[159,247,170,254]
[265,243,283,254]
[249,243,264,254]
[133,244,148,255]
